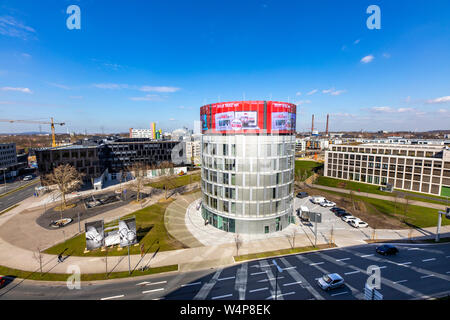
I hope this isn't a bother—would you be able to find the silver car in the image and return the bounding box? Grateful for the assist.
[317,273,345,291]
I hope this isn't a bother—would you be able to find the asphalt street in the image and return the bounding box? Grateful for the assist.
[0,179,38,212]
[1,242,449,300]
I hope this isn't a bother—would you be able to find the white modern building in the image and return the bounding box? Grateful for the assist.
[129,128,153,139]
[200,101,297,234]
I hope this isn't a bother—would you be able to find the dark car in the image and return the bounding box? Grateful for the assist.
[331,207,345,214]
[376,244,399,256]
[296,192,308,199]
[337,211,351,218]
[0,276,7,288]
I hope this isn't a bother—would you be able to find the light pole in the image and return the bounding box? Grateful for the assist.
[436,208,450,242]
[272,259,283,300]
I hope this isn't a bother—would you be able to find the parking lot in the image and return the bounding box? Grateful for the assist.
[294,195,371,233]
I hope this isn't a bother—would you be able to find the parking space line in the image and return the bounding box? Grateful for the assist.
[265,291,295,300]
[250,271,266,276]
[344,271,360,275]
[397,262,412,266]
[100,295,124,300]
[422,258,436,262]
[181,282,201,287]
[330,291,348,297]
[218,276,235,281]
[336,258,350,262]
[283,281,302,286]
[142,288,164,294]
[258,276,285,282]
[146,281,167,285]
[211,293,232,300]
[379,266,387,269]
[283,266,297,270]
[309,262,324,266]
[249,287,269,293]
[394,280,408,284]
[361,254,374,258]
[420,274,435,279]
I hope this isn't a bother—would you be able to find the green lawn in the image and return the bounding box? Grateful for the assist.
[314,188,450,228]
[146,173,200,190]
[316,176,449,206]
[234,244,335,262]
[295,160,323,181]
[0,264,178,282]
[44,199,186,257]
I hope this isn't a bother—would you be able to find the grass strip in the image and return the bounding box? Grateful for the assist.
[234,244,336,262]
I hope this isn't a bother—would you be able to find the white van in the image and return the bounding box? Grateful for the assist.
[311,196,326,204]
[298,206,310,221]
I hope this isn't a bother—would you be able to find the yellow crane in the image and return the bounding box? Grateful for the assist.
[0,118,65,147]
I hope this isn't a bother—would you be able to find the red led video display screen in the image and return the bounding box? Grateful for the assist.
[200,101,296,134]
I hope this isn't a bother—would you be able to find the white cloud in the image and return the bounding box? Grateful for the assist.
[140,86,180,93]
[307,89,318,95]
[322,88,334,94]
[354,39,360,44]
[49,82,70,90]
[296,100,311,105]
[360,55,374,64]
[296,92,302,96]
[169,118,176,121]
[129,94,161,101]
[93,83,129,89]
[382,53,391,58]
[330,90,346,96]
[397,108,414,113]
[370,106,394,113]
[438,108,448,113]
[0,16,36,40]
[426,96,450,104]
[0,87,32,94]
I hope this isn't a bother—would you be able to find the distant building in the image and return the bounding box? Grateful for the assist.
[295,138,306,153]
[129,128,153,139]
[0,143,18,181]
[325,144,450,196]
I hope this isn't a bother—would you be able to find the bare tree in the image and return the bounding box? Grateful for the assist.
[329,225,335,245]
[234,233,243,257]
[289,228,298,249]
[128,162,148,202]
[402,195,410,223]
[44,164,83,212]
[349,190,356,211]
[158,161,176,199]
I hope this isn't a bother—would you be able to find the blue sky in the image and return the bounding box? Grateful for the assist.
[0,0,449,134]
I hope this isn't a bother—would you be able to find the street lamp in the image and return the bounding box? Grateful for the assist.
[436,208,450,242]
[272,259,283,300]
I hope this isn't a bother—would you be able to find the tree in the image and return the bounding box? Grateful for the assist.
[349,190,356,210]
[288,228,298,249]
[128,162,148,202]
[33,248,43,275]
[44,163,83,211]
[158,161,176,199]
[402,195,410,223]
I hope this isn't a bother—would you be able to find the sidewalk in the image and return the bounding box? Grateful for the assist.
[0,182,449,276]
[312,184,448,211]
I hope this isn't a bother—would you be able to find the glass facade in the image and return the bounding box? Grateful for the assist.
[201,134,295,234]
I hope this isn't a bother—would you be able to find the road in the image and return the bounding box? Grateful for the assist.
[1,242,449,300]
[0,179,39,212]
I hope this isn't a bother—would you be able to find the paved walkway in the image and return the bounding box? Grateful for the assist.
[312,184,448,211]
[0,182,449,277]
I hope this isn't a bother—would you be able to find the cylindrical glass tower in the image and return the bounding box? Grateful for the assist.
[200,101,296,234]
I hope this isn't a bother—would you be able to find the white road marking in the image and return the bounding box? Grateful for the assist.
[421,274,435,279]
[361,254,374,258]
[344,271,360,275]
[331,291,348,297]
[218,276,235,281]
[309,262,324,266]
[142,288,164,294]
[446,256,450,258]
[422,258,436,262]
[283,281,302,286]
[249,287,269,293]
[336,258,350,262]
[394,280,408,284]
[211,293,232,300]
[265,291,295,300]
[408,248,422,251]
[250,271,266,276]
[258,276,285,282]
[283,266,297,270]
[146,281,167,285]
[136,281,151,285]
[181,281,201,287]
[397,262,412,266]
[101,295,124,300]
[446,271,450,274]
[379,266,387,269]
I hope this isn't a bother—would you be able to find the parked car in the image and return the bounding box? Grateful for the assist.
[320,200,336,207]
[349,219,369,228]
[330,207,343,213]
[317,273,345,291]
[311,196,326,204]
[23,175,34,181]
[297,205,310,222]
[296,192,309,199]
[376,244,399,256]
[342,215,358,223]
[0,275,6,288]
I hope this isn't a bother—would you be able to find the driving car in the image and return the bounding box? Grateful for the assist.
[349,219,369,228]
[317,273,345,291]
[23,175,33,181]
[376,244,399,256]
[296,192,308,199]
[342,215,358,223]
[320,200,336,207]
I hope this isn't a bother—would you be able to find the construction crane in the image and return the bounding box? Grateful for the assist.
[0,118,65,147]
